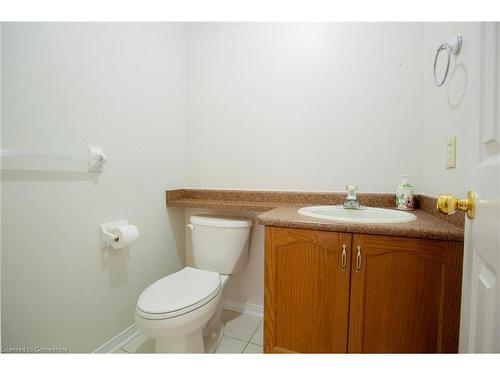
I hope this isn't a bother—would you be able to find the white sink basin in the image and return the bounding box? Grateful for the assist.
[298,206,417,224]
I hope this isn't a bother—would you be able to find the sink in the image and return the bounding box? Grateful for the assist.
[298,206,417,224]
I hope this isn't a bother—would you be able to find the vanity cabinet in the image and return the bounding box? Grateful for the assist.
[264,227,463,354]
[348,234,462,353]
[264,227,352,353]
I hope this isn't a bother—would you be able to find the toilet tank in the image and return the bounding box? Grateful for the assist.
[189,214,252,275]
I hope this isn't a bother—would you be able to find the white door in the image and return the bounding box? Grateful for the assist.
[459,22,500,353]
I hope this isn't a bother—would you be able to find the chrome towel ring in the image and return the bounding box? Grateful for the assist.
[434,35,462,87]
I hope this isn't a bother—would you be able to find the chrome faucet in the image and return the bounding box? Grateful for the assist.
[342,184,363,209]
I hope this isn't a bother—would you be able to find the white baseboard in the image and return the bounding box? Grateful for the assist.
[222,299,263,318]
[93,324,140,353]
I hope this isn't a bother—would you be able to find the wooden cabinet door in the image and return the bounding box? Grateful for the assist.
[348,234,463,353]
[264,227,352,353]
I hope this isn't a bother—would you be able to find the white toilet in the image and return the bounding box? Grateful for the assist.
[135,214,253,353]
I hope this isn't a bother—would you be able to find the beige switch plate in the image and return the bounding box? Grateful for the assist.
[446,136,456,169]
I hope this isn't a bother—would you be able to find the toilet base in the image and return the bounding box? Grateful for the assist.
[155,328,205,353]
[137,274,231,353]
[204,318,224,353]
[136,289,222,353]
[203,285,225,353]
[152,317,224,353]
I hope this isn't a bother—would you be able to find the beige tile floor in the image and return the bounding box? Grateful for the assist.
[119,309,263,354]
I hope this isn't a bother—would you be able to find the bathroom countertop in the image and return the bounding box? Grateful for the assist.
[257,206,464,242]
[166,189,464,242]
[166,189,396,211]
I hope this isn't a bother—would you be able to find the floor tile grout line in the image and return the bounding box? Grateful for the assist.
[222,321,261,343]
[248,319,263,345]
[223,330,256,343]
[216,334,250,354]
[241,339,251,353]
[222,334,249,346]
[242,343,263,354]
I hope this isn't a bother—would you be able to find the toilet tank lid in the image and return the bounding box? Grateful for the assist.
[190,214,253,228]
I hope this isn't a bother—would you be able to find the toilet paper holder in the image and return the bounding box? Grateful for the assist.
[100,220,127,248]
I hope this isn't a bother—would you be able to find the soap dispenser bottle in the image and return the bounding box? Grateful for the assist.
[396,175,415,210]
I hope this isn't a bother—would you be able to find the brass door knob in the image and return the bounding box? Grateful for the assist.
[437,191,476,219]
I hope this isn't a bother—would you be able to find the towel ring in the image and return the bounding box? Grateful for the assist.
[434,36,462,87]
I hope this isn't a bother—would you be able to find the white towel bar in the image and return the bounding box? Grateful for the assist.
[1,146,106,173]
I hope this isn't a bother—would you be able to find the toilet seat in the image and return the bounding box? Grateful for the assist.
[137,267,221,320]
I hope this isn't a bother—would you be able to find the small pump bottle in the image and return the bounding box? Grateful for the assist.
[396,175,415,210]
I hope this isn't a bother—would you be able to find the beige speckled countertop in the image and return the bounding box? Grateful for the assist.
[166,189,464,242]
[256,205,463,242]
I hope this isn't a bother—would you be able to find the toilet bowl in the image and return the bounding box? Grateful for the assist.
[135,267,223,353]
[135,214,252,353]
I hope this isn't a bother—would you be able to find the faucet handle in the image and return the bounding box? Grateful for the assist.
[346,184,358,197]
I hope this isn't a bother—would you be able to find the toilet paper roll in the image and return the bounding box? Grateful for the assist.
[110,224,140,249]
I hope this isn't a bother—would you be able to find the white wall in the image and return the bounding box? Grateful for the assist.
[186,23,424,192]
[183,22,427,313]
[421,23,482,197]
[1,22,482,352]
[1,23,188,352]
[188,21,484,330]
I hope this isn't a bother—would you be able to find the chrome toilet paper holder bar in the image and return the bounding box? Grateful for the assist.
[100,220,127,248]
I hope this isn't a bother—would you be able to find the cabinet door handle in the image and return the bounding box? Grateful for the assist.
[341,244,347,272]
[355,245,362,272]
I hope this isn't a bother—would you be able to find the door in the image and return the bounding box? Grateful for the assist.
[459,23,500,353]
[348,234,463,353]
[264,227,352,353]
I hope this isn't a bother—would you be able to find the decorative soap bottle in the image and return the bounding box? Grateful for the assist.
[396,175,415,210]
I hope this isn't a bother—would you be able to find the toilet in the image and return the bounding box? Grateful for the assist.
[135,214,253,353]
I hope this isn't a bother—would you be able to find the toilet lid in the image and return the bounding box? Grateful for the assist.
[137,267,221,315]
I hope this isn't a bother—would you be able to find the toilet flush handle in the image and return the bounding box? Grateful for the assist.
[186,224,194,230]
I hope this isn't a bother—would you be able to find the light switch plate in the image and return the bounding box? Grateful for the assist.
[446,136,456,169]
